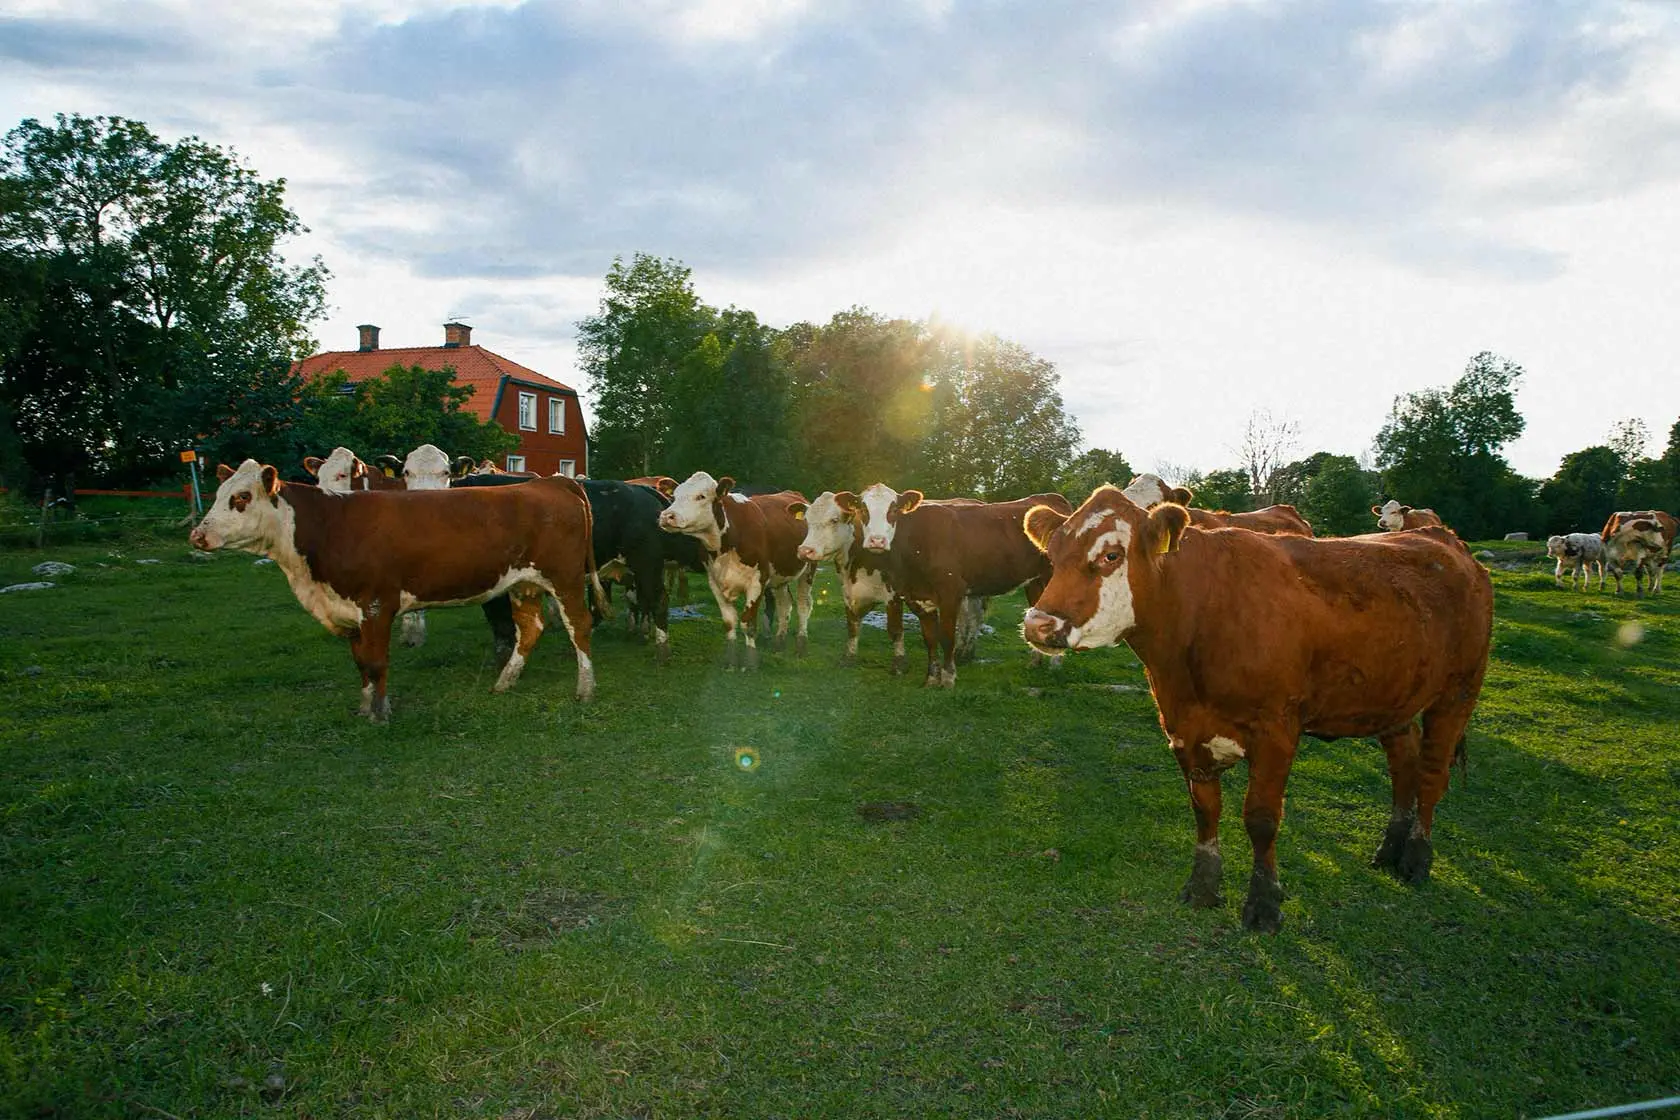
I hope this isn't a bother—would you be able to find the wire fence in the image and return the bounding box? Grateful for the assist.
[0,487,198,549]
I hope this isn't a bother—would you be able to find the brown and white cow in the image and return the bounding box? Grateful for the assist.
[657,471,814,669]
[794,490,908,671]
[302,446,404,493]
[1603,517,1669,597]
[1373,500,1445,531]
[856,483,1074,687]
[1189,504,1313,536]
[1020,488,1492,932]
[1600,510,1676,593]
[190,459,602,721]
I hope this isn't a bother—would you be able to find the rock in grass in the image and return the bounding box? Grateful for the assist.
[32,561,74,577]
[1,581,55,593]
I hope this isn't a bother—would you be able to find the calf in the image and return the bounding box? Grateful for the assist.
[1020,488,1492,932]
[856,483,1074,687]
[1373,500,1444,531]
[657,472,814,669]
[190,460,600,722]
[1604,518,1668,597]
[1545,533,1605,590]
[1601,510,1676,593]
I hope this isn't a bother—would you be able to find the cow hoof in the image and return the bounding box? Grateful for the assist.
[939,673,955,689]
[656,641,671,666]
[1371,819,1412,872]
[795,635,808,657]
[1179,848,1223,908]
[744,646,760,671]
[1398,834,1433,884]
[840,652,857,668]
[890,654,906,676]
[773,635,786,653]
[1240,870,1284,933]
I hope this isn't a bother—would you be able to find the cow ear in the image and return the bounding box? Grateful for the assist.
[897,489,924,514]
[1023,505,1069,552]
[1148,504,1191,555]
[351,459,367,478]
[788,501,807,521]
[217,463,236,482]
[1170,487,1194,506]
[716,475,736,496]
[656,477,677,499]
[260,465,281,497]
[834,490,860,516]
[303,456,324,477]
[1399,505,1412,514]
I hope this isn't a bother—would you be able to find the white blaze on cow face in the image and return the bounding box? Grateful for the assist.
[403,443,451,490]
[660,471,725,550]
[1120,473,1173,509]
[858,483,900,552]
[797,492,854,563]
[1066,516,1136,649]
[1375,499,1406,531]
[313,446,363,494]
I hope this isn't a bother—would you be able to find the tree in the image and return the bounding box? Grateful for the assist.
[1537,446,1622,536]
[1237,409,1299,502]
[1297,454,1380,536]
[1607,418,1649,476]
[662,308,792,483]
[577,253,711,478]
[1187,468,1253,513]
[1058,447,1132,504]
[0,113,327,490]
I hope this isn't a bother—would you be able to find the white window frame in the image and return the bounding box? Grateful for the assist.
[548,397,566,434]
[506,455,526,473]
[517,391,537,431]
[557,459,576,477]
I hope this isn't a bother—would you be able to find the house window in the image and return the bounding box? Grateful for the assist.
[506,455,526,473]
[557,459,576,477]
[548,397,566,434]
[518,392,537,431]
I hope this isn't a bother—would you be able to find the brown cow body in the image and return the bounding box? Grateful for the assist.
[1021,488,1492,932]
[858,484,1074,687]
[659,472,814,669]
[191,461,600,721]
[1601,510,1676,593]
[1188,504,1313,536]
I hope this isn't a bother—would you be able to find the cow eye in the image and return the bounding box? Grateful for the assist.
[1104,552,1121,563]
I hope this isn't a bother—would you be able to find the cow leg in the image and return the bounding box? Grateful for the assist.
[842,600,862,666]
[936,602,959,688]
[492,589,546,694]
[400,609,428,648]
[741,590,763,671]
[769,582,792,652]
[550,579,596,704]
[1172,740,1225,909]
[349,603,398,723]
[480,595,517,671]
[793,569,813,657]
[1372,721,1422,873]
[888,597,906,675]
[635,559,669,664]
[1239,734,1299,933]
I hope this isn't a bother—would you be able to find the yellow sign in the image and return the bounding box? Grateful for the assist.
[179,450,197,463]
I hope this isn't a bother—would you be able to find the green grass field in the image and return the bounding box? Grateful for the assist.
[2,538,1677,1118]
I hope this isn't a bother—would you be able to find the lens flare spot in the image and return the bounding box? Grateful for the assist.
[734,747,760,772]
[1616,621,1645,647]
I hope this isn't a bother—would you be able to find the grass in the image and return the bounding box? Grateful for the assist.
[1,540,1677,1118]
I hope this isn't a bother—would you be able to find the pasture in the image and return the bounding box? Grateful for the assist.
[2,539,1677,1118]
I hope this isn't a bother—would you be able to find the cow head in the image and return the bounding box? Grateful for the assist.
[305,446,366,494]
[403,443,452,490]
[373,453,403,479]
[855,483,920,552]
[659,471,733,551]
[1020,486,1189,653]
[796,491,863,562]
[1118,473,1176,509]
[450,455,477,479]
[1545,535,1568,559]
[1373,499,1409,531]
[190,459,285,553]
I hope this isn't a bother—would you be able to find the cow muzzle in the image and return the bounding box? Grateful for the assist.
[189,526,213,551]
[657,510,678,531]
[863,535,889,551]
[796,545,818,562]
[1021,607,1072,651]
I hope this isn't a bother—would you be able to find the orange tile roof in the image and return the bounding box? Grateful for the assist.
[293,344,577,423]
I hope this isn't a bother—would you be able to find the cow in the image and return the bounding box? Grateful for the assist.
[189,460,602,722]
[657,472,813,669]
[301,447,404,493]
[793,490,908,671]
[1603,518,1668,597]
[623,476,705,608]
[1187,504,1313,536]
[1545,533,1605,590]
[1019,487,1493,933]
[854,483,1074,687]
[1600,510,1676,593]
[1373,500,1445,531]
[401,444,453,491]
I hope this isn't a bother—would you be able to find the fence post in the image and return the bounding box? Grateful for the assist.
[36,486,51,549]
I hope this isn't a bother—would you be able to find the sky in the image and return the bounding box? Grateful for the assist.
[4,0,1680,481]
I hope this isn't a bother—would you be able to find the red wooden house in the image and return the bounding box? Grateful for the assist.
[294,321,589,476]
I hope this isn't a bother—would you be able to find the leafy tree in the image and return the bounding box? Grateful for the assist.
[1058,447,1132,504]
[1537,446,1622,536]
[1297,454,1380,536]
[1270,450,1346,507]
[1607,418,1649,476]
[0,113,326,491]
[1186,468,1253,513]
[662,308,791,484]
[577,253,711,478]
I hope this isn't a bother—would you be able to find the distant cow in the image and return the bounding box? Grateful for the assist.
[1545,533,1605,590]
[658,472,814,669]
[1020,487,1492,932]
[190,460,602,721]
[1601,510,1676,593]
[856,483,1073,687]
[302,447,404,493]
[1604,518,1668,597]
[1187,504,1313,536]
[1373,500,1444,531]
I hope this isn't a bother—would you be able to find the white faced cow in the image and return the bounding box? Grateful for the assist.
[793,491,907,671]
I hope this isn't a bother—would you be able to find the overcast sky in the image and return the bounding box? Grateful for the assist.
[5,0,1680,481]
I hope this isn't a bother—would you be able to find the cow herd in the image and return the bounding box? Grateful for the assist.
[1545,512,1676,596]
[186,447,1677,931]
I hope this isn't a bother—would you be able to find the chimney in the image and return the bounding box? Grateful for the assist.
[357,324,380,352]
[443,321,472,348]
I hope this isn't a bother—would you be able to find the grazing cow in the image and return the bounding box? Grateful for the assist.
[302,447,404,492]
[1603,518,1668,597]
[855,483,1074,687]
[1545,533,1605,590]
[657,472,813,669]
[1020,488,1492,932]
[1600,510,1676,593]
[1373,500,1445,531]
[189,460,601,721]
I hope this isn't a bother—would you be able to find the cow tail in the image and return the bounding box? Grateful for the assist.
[554,475,612,621]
